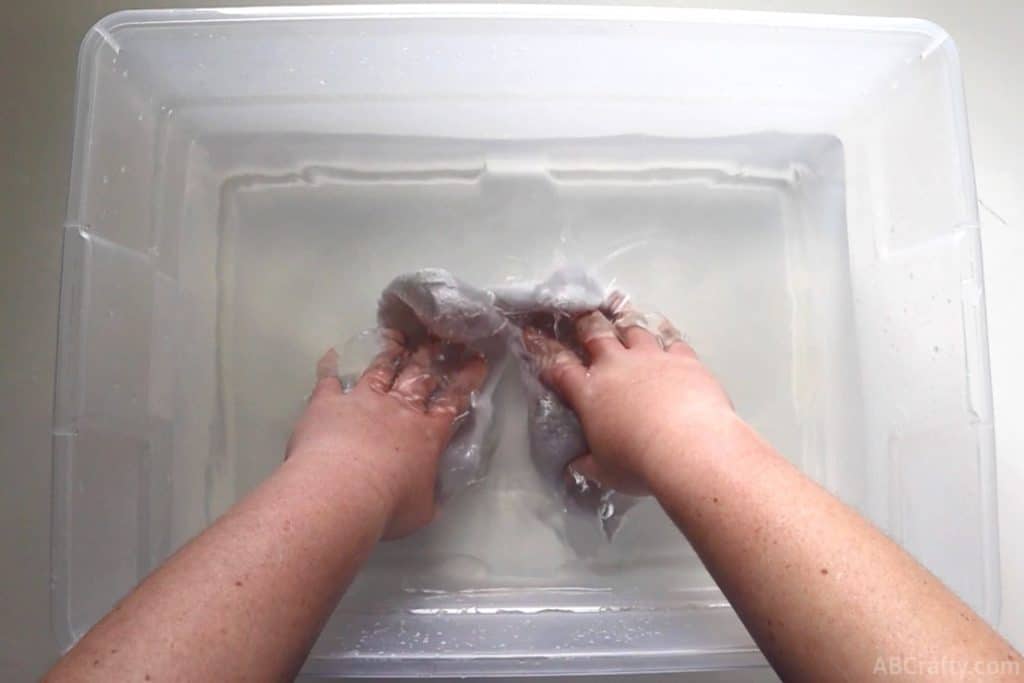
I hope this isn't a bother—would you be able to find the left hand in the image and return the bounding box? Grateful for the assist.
[287,330,486,539]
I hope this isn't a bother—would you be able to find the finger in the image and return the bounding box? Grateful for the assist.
[667,342,698,359]
[358,329,406,392]
[311,349,343,399]
[665,334,698,359]
[604,290,630,318]
[619,320,660,351]
[391,346,441,411]
[610,301,660,351]
[567,454,605,484]
[575,311,622,361]
[648,315,685,354]
[646,314,696,357]
[430,353,488,417]
[523,327,587,406]
[316,347,340,381]
[310,377,342,401]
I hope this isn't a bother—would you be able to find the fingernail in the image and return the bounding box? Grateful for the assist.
[615,311,648,330]
[655,317,683,347]
[607,295,647,329]
[604,291,630,316]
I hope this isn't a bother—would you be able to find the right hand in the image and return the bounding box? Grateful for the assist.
[524,311,734,495]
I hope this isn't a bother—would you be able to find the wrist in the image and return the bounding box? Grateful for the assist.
[286,443,400,535]
[640,407,745,484]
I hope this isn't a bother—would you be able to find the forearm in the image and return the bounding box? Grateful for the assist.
[45,446,388,682]
[650,411,1019,682]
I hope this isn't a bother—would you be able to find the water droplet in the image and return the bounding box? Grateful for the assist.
[319,79,327,86]
[119,165,127,174]
[101,175,109,185]
[122,70,128,78]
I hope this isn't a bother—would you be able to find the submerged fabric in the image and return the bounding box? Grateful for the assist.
[377,269,510,501]
[372,267,637,542]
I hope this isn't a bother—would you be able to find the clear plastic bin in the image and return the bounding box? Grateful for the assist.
[53,5,997,676]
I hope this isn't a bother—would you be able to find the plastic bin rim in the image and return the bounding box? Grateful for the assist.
[85,4,953,48]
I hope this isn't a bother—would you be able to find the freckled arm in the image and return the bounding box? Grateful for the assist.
[43,441,390,682]
[649,412,1020,682]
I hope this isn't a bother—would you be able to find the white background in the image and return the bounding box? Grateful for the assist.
[1,1,1020,680]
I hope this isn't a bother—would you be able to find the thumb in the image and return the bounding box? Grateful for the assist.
[522,327,587,409]
[311,349,343,400]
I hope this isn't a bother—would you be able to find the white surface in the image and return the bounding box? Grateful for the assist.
[1,1,1021,680]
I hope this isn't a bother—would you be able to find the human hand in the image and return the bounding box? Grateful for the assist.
[524,311,733,495]
[287,330,486,539]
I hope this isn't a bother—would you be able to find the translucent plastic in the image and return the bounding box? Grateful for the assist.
[53,5,997,677]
